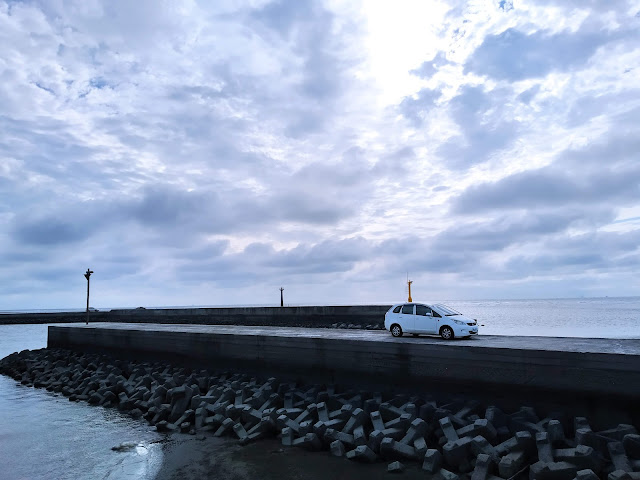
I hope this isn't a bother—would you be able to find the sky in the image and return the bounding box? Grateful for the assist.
[1,0,639,310]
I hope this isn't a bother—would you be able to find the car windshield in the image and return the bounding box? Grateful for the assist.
[433,304,461,316]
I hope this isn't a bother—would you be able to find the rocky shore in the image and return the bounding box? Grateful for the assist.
[1,347,640,480]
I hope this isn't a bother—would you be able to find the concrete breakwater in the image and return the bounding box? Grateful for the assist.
[2,348,640,479]
[0,305,389,327]
[47,324,640,399]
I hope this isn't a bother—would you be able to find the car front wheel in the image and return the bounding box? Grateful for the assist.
[390,324,403,337]
[440,326,454,340]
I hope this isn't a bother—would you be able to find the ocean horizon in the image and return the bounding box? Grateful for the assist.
[2,295,638,314]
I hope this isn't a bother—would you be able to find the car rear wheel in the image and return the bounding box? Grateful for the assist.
[440,326,454,340]
[390,324,403,337]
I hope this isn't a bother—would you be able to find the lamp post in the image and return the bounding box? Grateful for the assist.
[280,287,284,307]
[84,268,93,325]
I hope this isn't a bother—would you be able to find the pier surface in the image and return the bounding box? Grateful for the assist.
[48,323,640,398]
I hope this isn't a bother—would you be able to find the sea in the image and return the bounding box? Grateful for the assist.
[0,297,638,479]
[0,324,164,480]
[446,296,640,338]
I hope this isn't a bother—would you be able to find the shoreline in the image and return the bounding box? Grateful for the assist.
[154,435,437,480]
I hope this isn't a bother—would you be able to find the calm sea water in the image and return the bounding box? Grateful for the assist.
[1,297,639,479]
[446,297,640,338]
[0,324,164,480]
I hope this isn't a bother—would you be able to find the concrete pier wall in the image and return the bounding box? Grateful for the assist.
[48,324,640,400]
[1,305,389,327]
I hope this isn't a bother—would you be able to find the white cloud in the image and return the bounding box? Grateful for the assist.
[1,0,639,309]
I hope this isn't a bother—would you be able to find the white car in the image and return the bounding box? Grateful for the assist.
[384,303,478,339]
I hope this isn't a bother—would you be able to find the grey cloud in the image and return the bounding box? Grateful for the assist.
[415,252,479,274]
[131,187,203,227]
[613,106,640,129]
[559,132,640,167]
[92,255,144,281]
[465,27,610,81]
[565,90,640,127]
[251,0,314,36]
[506,252,606,274]
[124,184,350,233]
[400,88,442,126]
[292,152,370,187]
[373,147,414,177]
[543,228,640,256]
[437,85,519,168]
[274,191,347,225]
[532,0,631,13]
[453,170,570,213]
[0,246,48,265]
[175,236,372,285]
[174,241,230,261]
[371,207,620,278]
[9,196,115,247]
[451,135,640,214]
[263,237,371,273]
[255,1,342,100]
[375,235,481,275]
[410,52,452,78]
[431,210,604,253]
[0,116,104,176]
[34,0,183,50]
[184,226,640,288]
[505,229,640,276]
[273,152,400,223]
[437,122,517,169]
[452,167,639,213]
[285,113,325,139]
[12,218,90,246]
[8,178,356,251]
[96,109,262,178]
[250,0,360,137]
[517,85,540,104]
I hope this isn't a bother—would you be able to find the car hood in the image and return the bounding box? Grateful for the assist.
[447,314,476,324]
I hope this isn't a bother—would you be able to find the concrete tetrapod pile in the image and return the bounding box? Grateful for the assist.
[2,348,640,479]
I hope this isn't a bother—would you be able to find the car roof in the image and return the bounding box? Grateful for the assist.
[391,302,434,307]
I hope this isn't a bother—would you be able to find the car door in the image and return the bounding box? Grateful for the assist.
[415,304,436,333]
[398,304,415,332]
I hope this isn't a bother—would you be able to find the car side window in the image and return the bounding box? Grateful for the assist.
[393,305,402,313]
[401,304,414,315]
[416,305,432,316]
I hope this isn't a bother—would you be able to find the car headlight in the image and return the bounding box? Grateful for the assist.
[453,319,465,325]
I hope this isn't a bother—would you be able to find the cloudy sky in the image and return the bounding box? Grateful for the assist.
[1,0,639,310]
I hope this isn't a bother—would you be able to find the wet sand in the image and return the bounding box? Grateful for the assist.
[155,435,433,480]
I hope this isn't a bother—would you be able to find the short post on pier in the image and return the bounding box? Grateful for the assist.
[84,268,93,325]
